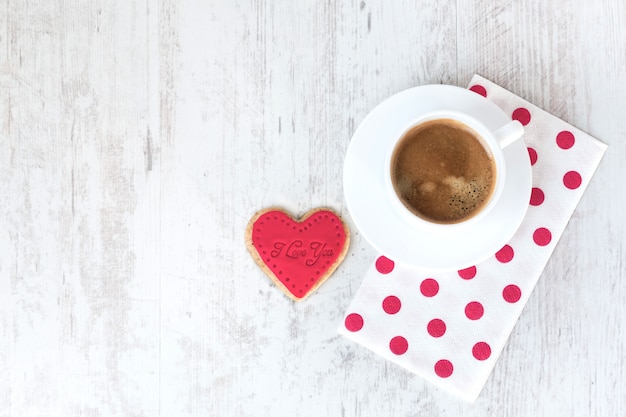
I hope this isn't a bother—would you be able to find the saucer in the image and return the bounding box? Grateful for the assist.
[343,85,532,270]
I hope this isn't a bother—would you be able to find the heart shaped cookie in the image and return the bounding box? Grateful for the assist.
[246,208,350,301]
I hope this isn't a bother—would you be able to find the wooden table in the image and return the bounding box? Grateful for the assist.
[2,1,625,416]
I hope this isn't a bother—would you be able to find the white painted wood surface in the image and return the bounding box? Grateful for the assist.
[1,1,624,416]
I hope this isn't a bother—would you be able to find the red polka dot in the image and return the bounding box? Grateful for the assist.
[563,171,582,189]
[389,336,408,355]
[527,147,537,165]
[344,313,363,332]
[495,244,514,263]
[382,296,401,314]
[512,107,531,125]
[533,227,552,246]
[375,256,395,274]
[530,187,545,206]
[556,131,575,149]
[472,342,492,360]
[420,278,439,297]
[434,359,454,378]
[465,301,484,320]
[458,266,477,280]
[427,318,446,337]
[469,84,487,97]
[503,284,522,303]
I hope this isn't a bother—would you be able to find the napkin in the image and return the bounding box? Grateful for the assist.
[338,75,607,402]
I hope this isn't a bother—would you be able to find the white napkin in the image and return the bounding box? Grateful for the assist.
[339,75,607,402]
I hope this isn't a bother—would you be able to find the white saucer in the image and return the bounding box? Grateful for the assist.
[343,85,532,270]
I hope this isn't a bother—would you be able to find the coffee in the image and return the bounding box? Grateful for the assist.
[390,118,496,224]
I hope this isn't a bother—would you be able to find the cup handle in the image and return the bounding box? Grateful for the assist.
[494,120,524,149]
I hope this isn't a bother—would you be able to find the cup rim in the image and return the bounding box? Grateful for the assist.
[384,110,507,231]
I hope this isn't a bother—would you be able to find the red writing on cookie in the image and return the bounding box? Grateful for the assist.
[246,208,350,301]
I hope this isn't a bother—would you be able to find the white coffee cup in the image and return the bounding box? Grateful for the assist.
[383,111,524,230]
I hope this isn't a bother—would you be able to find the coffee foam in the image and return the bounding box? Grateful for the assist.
[391,118,496,224]
[442,172,492,219]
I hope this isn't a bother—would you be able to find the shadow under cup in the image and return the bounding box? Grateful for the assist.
[387,113,507,228]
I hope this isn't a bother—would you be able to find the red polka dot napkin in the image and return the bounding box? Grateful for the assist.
[339,75,607,402]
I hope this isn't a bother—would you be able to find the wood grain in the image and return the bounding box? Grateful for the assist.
[1,0,624,416]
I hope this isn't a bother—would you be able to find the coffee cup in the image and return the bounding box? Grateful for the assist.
[384,111,524,230]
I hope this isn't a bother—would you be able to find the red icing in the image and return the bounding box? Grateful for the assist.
[250,209,349,300]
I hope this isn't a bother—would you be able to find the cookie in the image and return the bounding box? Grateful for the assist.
[245,207,350,301]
